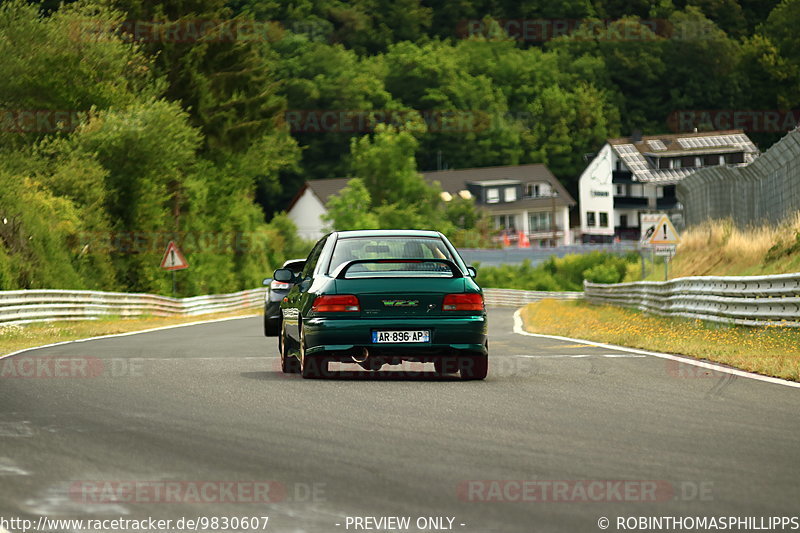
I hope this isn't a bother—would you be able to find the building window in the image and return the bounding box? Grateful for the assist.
[495,214,516,231]
[526,183,540,198]
[620,214,628,228]
[656,186,664,198]
[704,155,719,166]
[614,185,626,196]
[504,187,517,202]
[529,212,551,232]
[727,152,745,164]
[682,156,695,167]
[486,188,499,203]
[599,212,609,227]
[587,212,596,227]
[671,158,681,169]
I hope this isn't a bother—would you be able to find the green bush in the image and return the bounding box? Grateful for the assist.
[583,263,622,284]
[477,252,637,291]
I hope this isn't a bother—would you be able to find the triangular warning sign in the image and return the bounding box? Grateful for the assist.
[648,216,681,245]
[160,241,189,271]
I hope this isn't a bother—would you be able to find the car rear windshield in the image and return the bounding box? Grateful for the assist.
[328,236,457,276]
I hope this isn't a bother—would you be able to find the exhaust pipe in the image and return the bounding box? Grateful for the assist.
[352,347,369,364]
[352,347,383,371]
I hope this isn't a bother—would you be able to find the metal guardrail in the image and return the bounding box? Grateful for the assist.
[0,286,579,324]
[584,273,800,327]
[0,288,266,326]
[483,288,583,308]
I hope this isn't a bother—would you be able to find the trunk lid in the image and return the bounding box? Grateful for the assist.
[334,277,466,317]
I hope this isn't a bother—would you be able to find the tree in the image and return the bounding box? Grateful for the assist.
[0,0,155,148]
[349,123,434,207]
[758,0,800,109]
[322,178,379,231]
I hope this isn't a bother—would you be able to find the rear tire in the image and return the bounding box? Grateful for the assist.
[280,321,300,374]
[300,324,327,379]
[264,315,281,337]
[459,354,488,380]
[434,357,459,375]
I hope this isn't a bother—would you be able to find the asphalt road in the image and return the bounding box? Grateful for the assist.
[0,309,798,533]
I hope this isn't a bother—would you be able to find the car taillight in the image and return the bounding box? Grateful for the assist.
[270,280,291,290]
[312,294,360,313]
[443,293,484,311]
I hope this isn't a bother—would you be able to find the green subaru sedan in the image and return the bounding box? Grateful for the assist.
[272,230,488,380]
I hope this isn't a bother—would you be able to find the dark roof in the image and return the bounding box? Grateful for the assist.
[422,164,572,200]
[305,177,351,204]
[606,130,758,183]
[608,129,752,148]
[482,196,575,212]
[299,164,575,209]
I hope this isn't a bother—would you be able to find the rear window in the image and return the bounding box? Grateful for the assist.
[328,237,455,275]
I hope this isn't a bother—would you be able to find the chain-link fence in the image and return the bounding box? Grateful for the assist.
[677,129,800,228]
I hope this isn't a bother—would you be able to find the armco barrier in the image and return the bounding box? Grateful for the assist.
[482,288,583,307]
[0,287,580,325]
[584,273,800,327]
[0,288,266,326]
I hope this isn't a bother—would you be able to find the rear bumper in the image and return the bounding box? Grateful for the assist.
[302,315,488,360]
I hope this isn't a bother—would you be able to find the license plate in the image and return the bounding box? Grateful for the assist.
[372,330,430,343]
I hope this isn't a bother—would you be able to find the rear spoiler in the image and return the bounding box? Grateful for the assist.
[334,259,464,280]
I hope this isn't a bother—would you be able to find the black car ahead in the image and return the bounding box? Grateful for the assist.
[263,258,306,336]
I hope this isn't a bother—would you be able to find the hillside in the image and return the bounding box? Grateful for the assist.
[638,215,800,280]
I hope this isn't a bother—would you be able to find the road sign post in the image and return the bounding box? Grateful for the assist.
[640,214,681,280]
[160,241,189,297]
[649,219,680,281]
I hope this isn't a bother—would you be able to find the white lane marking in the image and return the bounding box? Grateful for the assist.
[515,354,646,359]
[0,457,29,476]
[0,422,34,437]
[0,315,259,362]
[512,309,800,390]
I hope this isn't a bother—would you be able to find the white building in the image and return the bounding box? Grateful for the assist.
[578,130,759,242]
[287,164,576,245]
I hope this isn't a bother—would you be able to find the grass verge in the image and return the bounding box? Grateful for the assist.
[0,309,260,356]
[521,299,800,382]
[627,214,800,281]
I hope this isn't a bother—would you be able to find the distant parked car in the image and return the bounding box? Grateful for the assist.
[273,230,488,379]
[263,258,306,336]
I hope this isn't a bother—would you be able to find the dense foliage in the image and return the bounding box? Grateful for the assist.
[1,0,798,294]
[477,252,639,291]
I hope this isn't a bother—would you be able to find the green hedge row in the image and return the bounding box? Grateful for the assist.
[476,251,639,291]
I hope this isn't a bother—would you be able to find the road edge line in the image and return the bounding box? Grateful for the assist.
[512,308,800,390]
[0,314,259,362]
